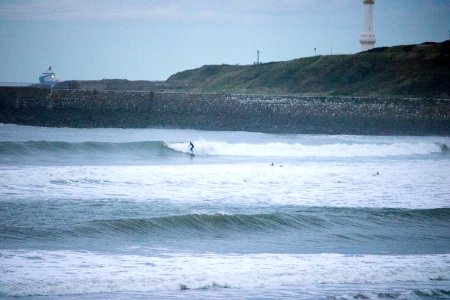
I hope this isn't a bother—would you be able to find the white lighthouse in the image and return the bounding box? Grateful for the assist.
[360,0,376,52]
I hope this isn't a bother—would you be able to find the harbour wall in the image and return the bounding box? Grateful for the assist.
[1,87,449,135]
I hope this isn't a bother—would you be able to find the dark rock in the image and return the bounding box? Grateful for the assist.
[1,87,449,135]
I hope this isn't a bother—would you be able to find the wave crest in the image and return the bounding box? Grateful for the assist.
[0,140,444,160]
[168,140,444,157]
[2,208,449,243]
[75,208,450,236]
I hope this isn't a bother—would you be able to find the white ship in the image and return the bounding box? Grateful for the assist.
[39,66,57,86]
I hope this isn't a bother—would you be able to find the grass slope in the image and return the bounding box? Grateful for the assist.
[168,41,450,97]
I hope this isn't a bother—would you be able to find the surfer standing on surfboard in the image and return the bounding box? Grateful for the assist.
[189,142,194,153]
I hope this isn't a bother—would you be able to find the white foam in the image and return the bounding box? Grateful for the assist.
[168,140,443,157]
[1,250,449,296]
[1,159,449,209]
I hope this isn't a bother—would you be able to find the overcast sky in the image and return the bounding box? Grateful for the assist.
[0,0,448,83]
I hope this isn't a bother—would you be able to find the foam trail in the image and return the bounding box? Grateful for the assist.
[168,140,443,157]
[1,250,449,297]
[2,160,449,209]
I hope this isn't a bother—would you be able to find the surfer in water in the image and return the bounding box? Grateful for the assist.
[189,142,194,153]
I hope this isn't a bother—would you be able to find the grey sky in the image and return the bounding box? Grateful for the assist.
[0,0,448,83]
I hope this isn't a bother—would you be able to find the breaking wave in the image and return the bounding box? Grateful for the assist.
[77,208,450,237]
[2,208,449,241]
[168,140,444,157]
[0,139,445,164]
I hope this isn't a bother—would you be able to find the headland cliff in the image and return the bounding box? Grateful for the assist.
[1,41,449,135]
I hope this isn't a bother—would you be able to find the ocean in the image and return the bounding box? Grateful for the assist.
[0,123,449,299]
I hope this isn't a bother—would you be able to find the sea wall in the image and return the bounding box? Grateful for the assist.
[1,87,449,135]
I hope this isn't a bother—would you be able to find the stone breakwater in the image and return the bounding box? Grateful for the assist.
[1,87,449,135]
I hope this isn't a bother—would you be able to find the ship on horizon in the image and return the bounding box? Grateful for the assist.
[39,66,57,87]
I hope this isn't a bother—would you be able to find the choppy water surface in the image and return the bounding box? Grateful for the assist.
[0,124,449,299]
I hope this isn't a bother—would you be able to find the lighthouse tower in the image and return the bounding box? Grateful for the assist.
[360,0,376,52]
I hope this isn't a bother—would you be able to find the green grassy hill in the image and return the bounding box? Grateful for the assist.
[168,41,450,97]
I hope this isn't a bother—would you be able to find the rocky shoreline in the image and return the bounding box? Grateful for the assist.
[1,86,449,135]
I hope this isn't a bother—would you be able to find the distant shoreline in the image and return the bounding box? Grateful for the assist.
[7,41,449,99]
[0,82,33,87]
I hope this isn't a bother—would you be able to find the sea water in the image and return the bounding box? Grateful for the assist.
[0,123,449,299]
